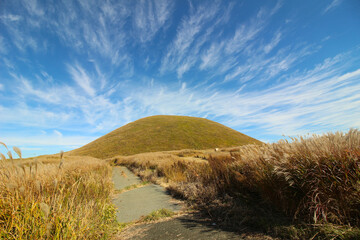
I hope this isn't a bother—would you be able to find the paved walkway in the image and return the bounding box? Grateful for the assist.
[117,213,248,240]
[112,166,142,190]
[112,166,274,240]
[112,166,182,223]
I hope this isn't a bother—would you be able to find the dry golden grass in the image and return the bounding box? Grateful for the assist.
[0,148,117,239]
[110,150,208,185]
[208,129,360,225]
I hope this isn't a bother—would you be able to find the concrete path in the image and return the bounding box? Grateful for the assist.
[112,166,141,190]
[112,166,274,240]
[117,214,245,240]
[112,166,182,223]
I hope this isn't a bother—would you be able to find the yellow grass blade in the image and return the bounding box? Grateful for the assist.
[13,146,22,159]
[0,141,8,150]
[0,153,6,161]
[7,151,13,160]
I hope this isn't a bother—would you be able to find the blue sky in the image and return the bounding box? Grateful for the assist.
[1,0,360,157]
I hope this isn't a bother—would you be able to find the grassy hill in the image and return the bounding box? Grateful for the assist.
[70,115,262,158]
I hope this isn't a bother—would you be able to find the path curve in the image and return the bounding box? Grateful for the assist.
[112,166,182,223]
[112,166,274,240]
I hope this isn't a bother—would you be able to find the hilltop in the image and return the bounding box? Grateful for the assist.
[70,115,261,158]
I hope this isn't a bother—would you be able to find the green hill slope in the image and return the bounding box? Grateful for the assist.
[70,115,262,158]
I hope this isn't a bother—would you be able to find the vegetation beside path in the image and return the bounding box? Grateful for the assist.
[113,130,360,239]
[0,146,118,239]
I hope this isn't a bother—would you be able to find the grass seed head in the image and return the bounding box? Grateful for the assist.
[59,159,64,169]
[0,141,8,150]
[35,180,41,192]
[46,223,53,237]
[13,146,22,159]
[39,202,50,219]
[19,186,25,194]
[6,183,17,192]
[7,151,13,160]
[53,179,58,188]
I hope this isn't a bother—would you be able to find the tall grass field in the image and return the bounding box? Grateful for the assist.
[0,143,117,239]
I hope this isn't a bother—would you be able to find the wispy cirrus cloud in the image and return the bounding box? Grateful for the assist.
[198,4,288,84]
[221,40,312,85]
[264,31,282,54]
[53,1,130,66]
[323,0,343,14]
[0,14,39,52]
[22,0,44,17]
[0,14,22,22]
[0,35,5,53]
[134,50,360,136]
[160,1,284,80]
[12,68,135,132]
[160,1,223,77]
[67,63,96,97]
[133,0,173,43]
[0,0,131,67]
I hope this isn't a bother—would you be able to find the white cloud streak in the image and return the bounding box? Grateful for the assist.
[196,3,286,83]
[0,15,39,52]
[13,69,137,132]
[67,64,96,97]
[0,36,5,54]
[0,0,131,67]
[133,0,173,43]
[53,1,129,65]
[0,14,22,22]
[323,0,343,14]
[264,31,282,54]
[23,0,45,17]
[161,1,223,77]
[53,130,63,137]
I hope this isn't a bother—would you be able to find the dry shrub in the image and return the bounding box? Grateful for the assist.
[168,181,218,205]
[110,151,208,184]
[0,153,117,239]
[208,129,360,226]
